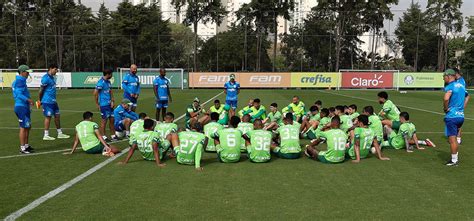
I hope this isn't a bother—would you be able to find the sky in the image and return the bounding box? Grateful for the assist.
[82,0,473,35]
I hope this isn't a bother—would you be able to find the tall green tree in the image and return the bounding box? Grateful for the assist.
[426,0,463,71]
[171,0,227,71]
[461,16,474,72]
[395,2,438,71]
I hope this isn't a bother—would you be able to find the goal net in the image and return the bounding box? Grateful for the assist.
[338,69,400,90]
[117,68,185,90]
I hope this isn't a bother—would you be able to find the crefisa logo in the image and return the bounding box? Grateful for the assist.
[404,75,415,85]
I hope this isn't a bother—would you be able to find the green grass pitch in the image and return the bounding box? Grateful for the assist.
[0,88,473,220]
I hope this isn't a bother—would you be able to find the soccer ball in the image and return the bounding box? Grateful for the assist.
[115,131,125,138]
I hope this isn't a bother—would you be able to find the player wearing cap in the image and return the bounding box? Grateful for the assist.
[443,69,466,166]
[13,65,34,154]
[113,99,139,138]
[224,73,240,113]
[121,64,140,111]
[153,68,172,121]
[38,64,70,141]
[185,97,209,129]
[453,68,469,144]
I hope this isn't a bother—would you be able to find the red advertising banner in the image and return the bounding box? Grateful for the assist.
[341,72,394,88]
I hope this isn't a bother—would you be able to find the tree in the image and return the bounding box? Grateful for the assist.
[461,16,474,72]
[426,0,463,71]
[171,0,227,71]
[395,2,438,71]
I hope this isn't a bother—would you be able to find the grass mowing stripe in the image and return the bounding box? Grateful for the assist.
[3,91,224,220]
[0,108,100,114]
[318,90,474,121]
[0,127,75,130]
[3,147,130,221]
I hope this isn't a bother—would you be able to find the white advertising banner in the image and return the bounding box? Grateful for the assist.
[26,72,72,88]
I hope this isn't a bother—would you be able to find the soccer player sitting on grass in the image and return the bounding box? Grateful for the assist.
[309,108,332,139]
[382,112,435,152]
[347,115,389,163]
[154,112,178,156]
[176,122,208,171]
[328,107,336,118]
[377,91,401,131]
[249,98,266,122]
[129,112,147,147]
[243,119,272,163]
[66,111,120,156]
[204,112,224,152]
[271,113,301,159]
[210,101,231,125]
[348,104,359,121]
[185,97,209,129]
[263,103,283,131]
[304,116,347,164]
[362,106,384,145]
[121,119,177,167]
[300,105,320,140]
[282,96,305,122]
[212,116,242,163]
[113,99,139,138]
[335,105,353,133]
[238,99,253,118]
[237,114,254,152]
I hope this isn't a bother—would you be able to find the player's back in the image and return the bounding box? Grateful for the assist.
[277,124,301,154]
[339,114,353,132]
[177,131,206,165]
[154,122,178,139]
[216,128,242,162]
[129,119,144,145]
[134,130,158,160]
[204,122,223,151]
[75,121,100,150]
[237,122,254,150]
[321,129,348,162]
[383,100,400,121]
[246,129,272,162]
[368,114,383,141]
[351,127,374,159]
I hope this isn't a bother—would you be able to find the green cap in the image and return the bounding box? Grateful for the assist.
[229,74,235,79]
[121,99,133,105]
[193,97,200,103]
[18,65,32,73]
[444,69,456,76]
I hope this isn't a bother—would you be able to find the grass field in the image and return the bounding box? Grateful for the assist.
[1,88,473,220]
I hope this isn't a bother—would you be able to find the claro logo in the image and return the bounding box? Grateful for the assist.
[351,74,384,87]
[199,75,229,83]
[249,75,281,84]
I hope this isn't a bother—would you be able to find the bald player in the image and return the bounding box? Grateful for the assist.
[122,64,140,111]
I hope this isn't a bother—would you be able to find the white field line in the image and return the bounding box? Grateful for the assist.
[3,91,224,220]
[317,90,474,121]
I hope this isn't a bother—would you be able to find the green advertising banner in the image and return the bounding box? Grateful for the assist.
[71,72,121,88]
[396,72,444,88]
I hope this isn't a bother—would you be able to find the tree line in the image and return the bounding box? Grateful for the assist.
[0,0,472,74]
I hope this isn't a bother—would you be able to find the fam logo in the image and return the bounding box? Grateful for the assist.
[404,75,415,85]
[300,74,332,85]
[199,75,229,83]
[249,75,281,84]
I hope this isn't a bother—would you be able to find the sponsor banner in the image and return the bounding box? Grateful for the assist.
[26,72,72,88]
[132,70,183,88]
[291,72,339,88]
[0,72,17,88]
[341,72,393,88]
[189,72,290,88]
[397,72,444,88]
[71,72,121,88]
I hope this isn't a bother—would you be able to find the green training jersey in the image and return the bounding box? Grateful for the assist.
[350,112,360,120]
[237,122,254,151]
[267,111,283,126]
[368,115,383,142]
[176,131,206,168]
[245,129,272,162]
[129,119,144,145]
[185,104,204,126]
[381,100,400,121]
[132,130,162,161]
[319,129,348,163]
[309,112,321,122]
[276,123,301,154]
[390,122,416,149]
[348,127,374,159]
[238,106,252,117]
[217,105,231,125]
[283,101,306,118]
[214,128,242,163]
[203,122,224,151]
[154,122,178,139]
[210,105,224,114]
[75,121,100,151]
[317,117,331,131]
[339,114,354,132]
[250,105,267,121]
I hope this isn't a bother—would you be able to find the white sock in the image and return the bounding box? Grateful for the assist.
[57,129,63,134]
[25,144,29,147]
[418,140,427,145]
[111,135,117,138]
[126,131,130,136]
[451,153,458,163]
[20,145,26,150]
[44,130,49,136]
